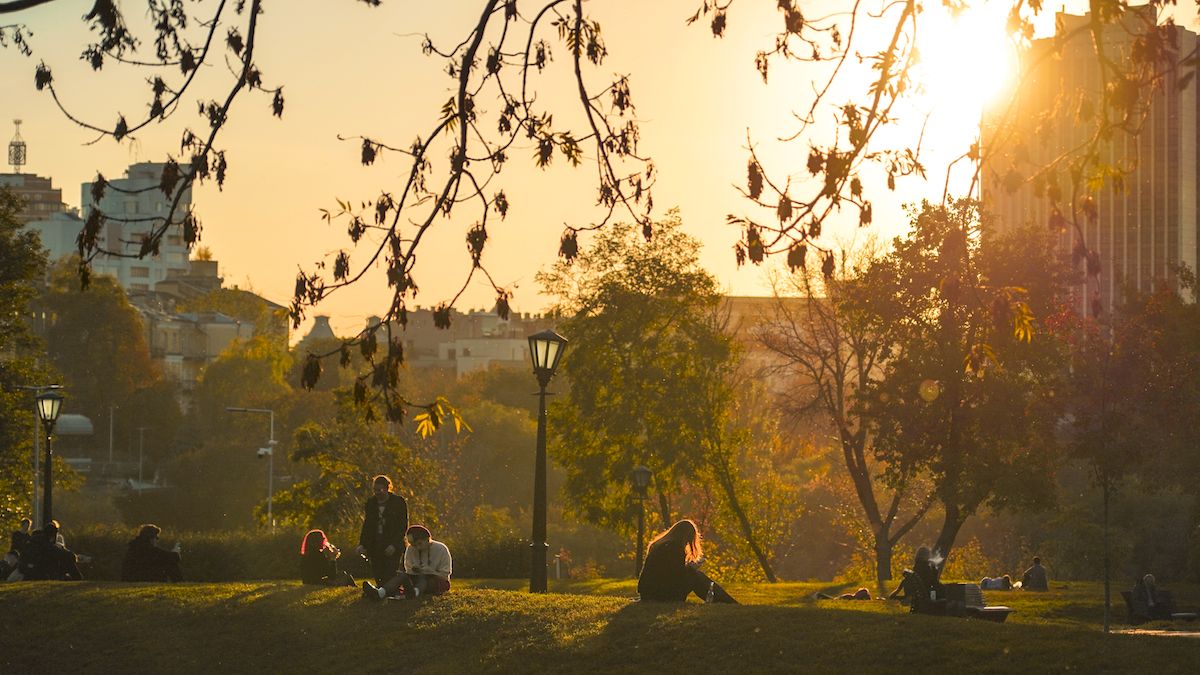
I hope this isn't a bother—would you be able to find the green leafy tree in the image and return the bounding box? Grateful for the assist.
[0,188,50,527]
[859,200,1070,561]
[270,393,438,532]
[40,261,170,454]
[540,212,778,580]
[758,240,934,589]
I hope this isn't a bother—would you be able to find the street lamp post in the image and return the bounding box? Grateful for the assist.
[226,407,276,530]
[14,384,61,526]
[36,391,63,526]
[136,426,152,493]
[528,329,567,593]
[630,465,652,577]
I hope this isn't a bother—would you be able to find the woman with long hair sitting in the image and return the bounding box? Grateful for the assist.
[300,529,355,586]
[637,519,737,604]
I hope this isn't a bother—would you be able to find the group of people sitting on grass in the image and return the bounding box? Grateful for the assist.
[1,517,184,583]
[1,518,83,581]
[297,474,456,602]
[885,548,1050,608]
[303,475,739,605]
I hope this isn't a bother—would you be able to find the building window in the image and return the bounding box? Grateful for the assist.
[131,266,150,278]
[167,234,183,246]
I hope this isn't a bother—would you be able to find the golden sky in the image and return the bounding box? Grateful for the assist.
[2,1,1194,339]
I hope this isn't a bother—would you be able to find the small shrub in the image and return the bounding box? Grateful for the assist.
[66,525,304,581]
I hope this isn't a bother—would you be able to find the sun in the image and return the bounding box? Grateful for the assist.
[908,2,1017,153]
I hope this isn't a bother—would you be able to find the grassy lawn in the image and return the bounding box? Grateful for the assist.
[1,579,1197,673]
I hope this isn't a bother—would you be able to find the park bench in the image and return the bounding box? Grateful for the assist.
[912,583,1013,622]
[1120,590,1199,625]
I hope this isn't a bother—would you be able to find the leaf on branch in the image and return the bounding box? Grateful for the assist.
[78,208,106,255]
[787,243,807,272]
[747,160,763,199]
[82,46,104,70]
[360,331,377,360]
[300,354,322,391]
[821,251,835,280]
[493,191,509,219]
[180,48,195,74]
[496,292,511,320]
[711,10,727,37]
[182,212,200,245]
[777,193,792,223]
[859,202,872,226]
[361,139,377,166]
[433,304,452,329]
[113,115,129,141]
[271,89,285,117]
[559,230,578,261]
[466,223,488,265]
[339,344,352,368]
[34,62,52,90]
[159,159,180,196]
[333,250,350,281]
[807,148,823,175]
[747,225,764,264]
[226,28,244,56]
[91,174,107,203]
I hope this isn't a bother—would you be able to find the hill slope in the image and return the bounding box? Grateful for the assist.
[1,581,1197,673]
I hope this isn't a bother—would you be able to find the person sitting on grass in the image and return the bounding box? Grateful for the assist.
[1132,574,1170,620]
[1021,556,1049,592]
[19,521,82,581]
[300,529,355,587]
[362,525,452,601]
[0,549,19,581]
[10,517,31,554]
[636,519,737,604]
[887,546,942,607]
[121,524,183,582]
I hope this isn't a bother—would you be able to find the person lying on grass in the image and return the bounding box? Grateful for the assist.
[362,525,452,601]
[300,529,355,587]
[637,519,737,604]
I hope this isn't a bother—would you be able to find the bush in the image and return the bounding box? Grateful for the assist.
[66,525,304,581]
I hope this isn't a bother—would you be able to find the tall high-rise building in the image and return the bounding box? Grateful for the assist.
[983,6,1198,315]
[82,162,192,291]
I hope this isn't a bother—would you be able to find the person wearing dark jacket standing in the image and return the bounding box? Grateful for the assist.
[121,524,184,582]
[356,475,408,585]
[637,519,736,604]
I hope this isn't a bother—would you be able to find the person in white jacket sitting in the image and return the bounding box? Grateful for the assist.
[362,525,452,601]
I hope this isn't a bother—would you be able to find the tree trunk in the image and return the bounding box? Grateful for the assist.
[873,533,894,594]
[715,469,778,582]
[933,502,967,563]
[656,491,671,531]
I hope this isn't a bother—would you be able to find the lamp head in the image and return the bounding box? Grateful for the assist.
[36,391,64,430]
[631,465,652,495]
[528,329,567,385]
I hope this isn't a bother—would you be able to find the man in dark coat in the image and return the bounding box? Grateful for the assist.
[121,524,184,582]
[1021,556,1049,591]
[19,521,82,581]
[356,475,408,585]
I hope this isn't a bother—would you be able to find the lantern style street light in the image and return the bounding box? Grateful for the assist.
[36,391,63,525]
[631,465,652,577]
[528,329,567,593]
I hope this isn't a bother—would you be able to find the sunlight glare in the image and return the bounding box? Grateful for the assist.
[910,2,1017,148]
